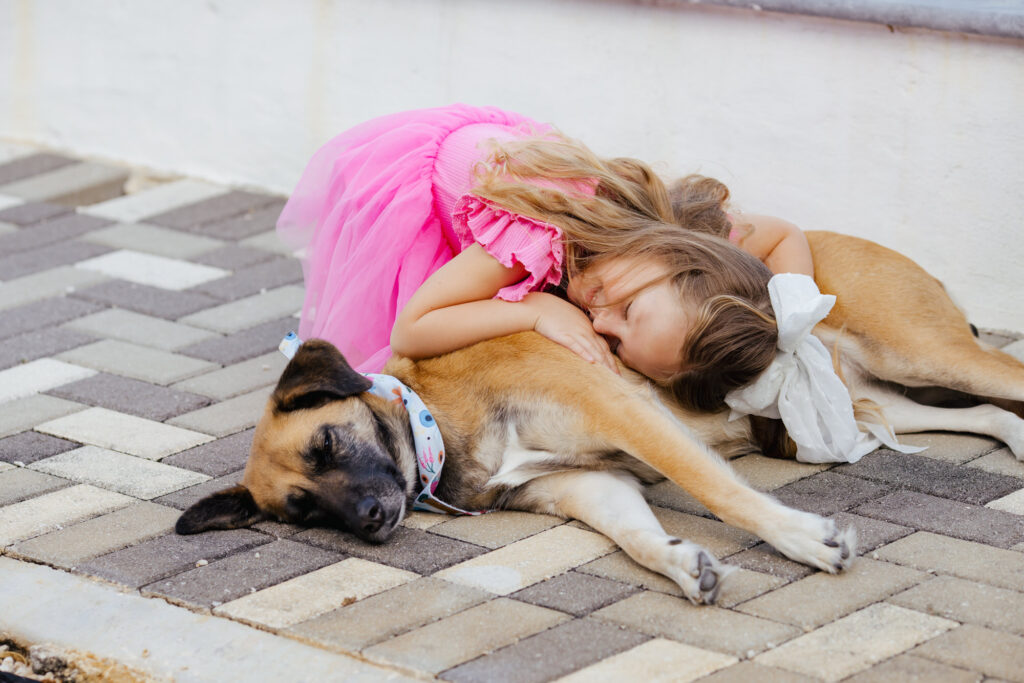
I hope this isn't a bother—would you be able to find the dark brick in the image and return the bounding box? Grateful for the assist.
[512,571,640,617]
[722,543,815,582]
[0,201,72,227]
[46,373,211,422]
[772,471,890,516]
[147,191,280,231]
[161,429,253,477]
[0,326,97,370]
[0,297,105,341]
[830,512,914,554]
[0,240,112,280]
[190,257,302,301]
[153,471,244,510]
[837,451,1022,505]
[192,244,277,270]
[441,617,650,683]
[854,490,1024,549]
[140,539,343,609]
[0,212,112,252]
[0,153,78,185]
[78,529,270,588]
[72,280,221,320]
[178,317,295,364]
[294,525,487,574]
[0,431,79,465]
[190,200,286,240]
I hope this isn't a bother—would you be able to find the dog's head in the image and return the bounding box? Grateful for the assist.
[175,340,413,543]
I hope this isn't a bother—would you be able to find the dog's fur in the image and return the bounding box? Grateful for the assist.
[176,231,1024,605]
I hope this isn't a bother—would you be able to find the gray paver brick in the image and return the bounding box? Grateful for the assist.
[0,484,134,547]
[442,617,650,683]
[593,591,801,658]
[77,528,270,587]
[192,244,277,270]
[190,201,286,240]
[37,407,214,460]
[72,280,222,320]
[140,538,342,609]
[178,285,303,334]
[170,351,285,400]
[238,229,294,255]
[0,161,128,205]
[152,470,243,510]
[430,510,563,549]
[0,153,78,185]
[64,307,217,351]
[837,451,1023,505]
[855,490,1024,548]
[0,296,104,341]
[166,386,271,437]
[47,372,211,421]
[0,467,70,505]
[147,190,280,230]
[177,317,295,364]
[160,428,253,477]
[888,575,1024,636]
[81,221,224,259]
[57,339,218,385]
[0,200,72,226]
[294,525,487,574]
[80,179,228,223]
[699,661,819,682]
[874,531,1024,592]
[364,598,569,675]
[771,471,890,516]
[511,570,640,617]
[0,212,111,252]
[721,543,816,582]
[31,446,209,499]
[0,431,79,465]
[896,432,1002,464]
[0,266,109,312]
[288,576,492,652]
[967,447,1024,479]
[0,240,112,280]
[9,501,180,567]
[830,511,914,553]
[0,395,85,439]
[843,654,982,683]
[0,326,97,370]
[644,479,712,516]
[911,624,1024,682]
[190,256,302,301]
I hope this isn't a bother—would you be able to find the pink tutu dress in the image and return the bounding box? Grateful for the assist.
[276,104,569,372]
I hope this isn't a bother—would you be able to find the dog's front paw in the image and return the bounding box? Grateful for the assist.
[764,510,856,574]
[661,540,734,605]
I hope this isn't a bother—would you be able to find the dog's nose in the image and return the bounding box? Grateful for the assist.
[356,495,384,533]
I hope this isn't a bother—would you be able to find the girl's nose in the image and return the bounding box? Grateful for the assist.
[591,310,615,335]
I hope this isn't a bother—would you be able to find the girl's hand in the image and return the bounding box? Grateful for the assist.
[522,292,619,373]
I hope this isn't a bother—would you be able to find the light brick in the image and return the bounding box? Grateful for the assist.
[643,480,711,516]
[9,501,179,566]
[171,352,285,400]
[82,222,224,259]
[896,432,1000,464]
[76,249,229,291]
[0,266,108,312]
[652,507,760,558]
[556,638,737,683]
[968,448,1024,479]
[64,307,217,351]
[430,510,563,549]
[729,454,831,491]
[0,484,133,546]
[288,576,492,651]
[986,487,1024,514]
[434,525,616,595]
[215,558,418,629]
[874,532,1024,591]
[735,558,929,630]
[0,358,96,403]
[167,387,271,437]
[594,591,799,658]
[843,654,982,683]
[363,598,569,674]
[37,407,213,459]
[0,395,85,439]
[239,229,295,255]
[57,339,217,385]
[912,624,1024,682]
[0,161,128,205]
[80,179,227,222]
[0,467,69,505]
[179,285,304,334]
[889,575,1024,636]
[30,446,209,499]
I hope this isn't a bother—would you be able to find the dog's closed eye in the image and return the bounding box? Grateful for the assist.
[284,490,316,521]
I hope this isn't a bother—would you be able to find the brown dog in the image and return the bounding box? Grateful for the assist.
[176,231,1024,605]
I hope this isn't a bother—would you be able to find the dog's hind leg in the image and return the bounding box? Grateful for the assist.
[524,470,731,604]
[855,383,1024,459]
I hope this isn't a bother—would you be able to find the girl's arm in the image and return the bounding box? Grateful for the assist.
[391,244,618,370]
[733,214,813,276]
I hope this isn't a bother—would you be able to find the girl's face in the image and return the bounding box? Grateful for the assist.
[568,256,692,381]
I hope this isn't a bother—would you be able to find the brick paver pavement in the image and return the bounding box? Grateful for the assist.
[1,145,1023,682]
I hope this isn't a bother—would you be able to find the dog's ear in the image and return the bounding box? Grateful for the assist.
[273,339,373,412]
[175,485,264,534]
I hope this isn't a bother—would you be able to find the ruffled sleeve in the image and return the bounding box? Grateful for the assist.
[451,194,564,302]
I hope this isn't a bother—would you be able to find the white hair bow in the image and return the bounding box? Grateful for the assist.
[725,273,922,463]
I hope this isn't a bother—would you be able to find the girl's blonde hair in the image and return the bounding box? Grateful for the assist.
[472,135,778,410]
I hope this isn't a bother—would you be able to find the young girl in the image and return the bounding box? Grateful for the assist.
[277,104,809,387]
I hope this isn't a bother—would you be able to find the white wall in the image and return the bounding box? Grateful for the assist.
[2,0,1022,329]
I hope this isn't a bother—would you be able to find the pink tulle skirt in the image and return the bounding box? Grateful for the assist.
[276,104,538,372]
